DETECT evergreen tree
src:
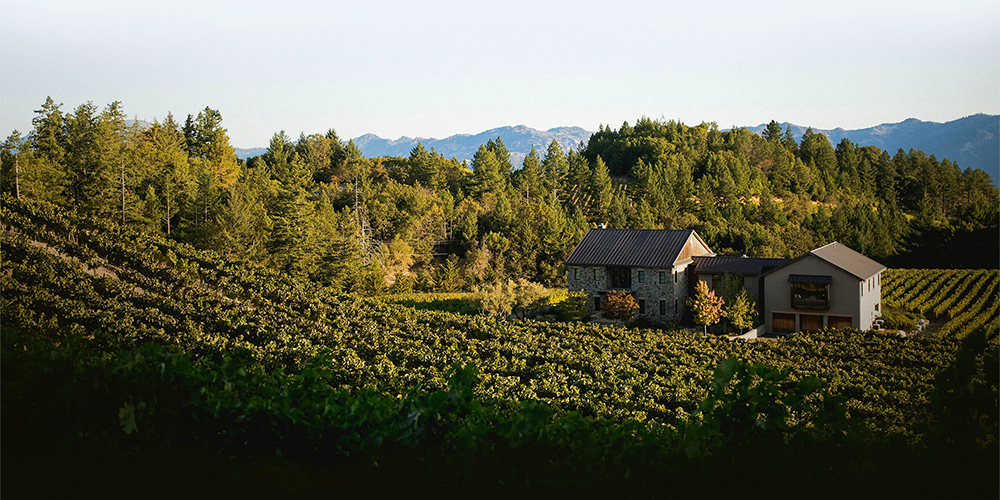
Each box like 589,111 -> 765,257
763,120 -> 783,143
516,145 -> 544,201
31,96 -> 67,168
590,155 -> 613,218
542,140 -> 567,194
470,144 -> 504,197
487,137 -> 513,177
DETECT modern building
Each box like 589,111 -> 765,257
760,242 -> 886,333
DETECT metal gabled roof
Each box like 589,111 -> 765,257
760,241 -> 886,281
564,228 -> 709,268
809,242 -> 887,280
692,255 -> 791,276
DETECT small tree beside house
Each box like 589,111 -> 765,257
688,280 -> 726,334
603,290 -> 639,322
728,289 -> 757,335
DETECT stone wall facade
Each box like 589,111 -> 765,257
567,263 -> 692,323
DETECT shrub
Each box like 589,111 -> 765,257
603,290 -> 638,321
882,313 -> 916,331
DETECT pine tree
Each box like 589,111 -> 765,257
470,144 -> 504,197
517,145 -> 544,201
487,137 -> 513,177
591,155 -> 613,219
763,120 -> 783,143
542,140 -> 567,194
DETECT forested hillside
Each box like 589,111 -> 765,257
2,99 -> 997,295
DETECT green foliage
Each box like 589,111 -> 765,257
472,279 -> 516,318
883,269 -> 999,338
882,312 -> 917,332
559,290 -> 590,322
727,289 -> 756,333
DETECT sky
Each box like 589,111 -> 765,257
2,0 -> 998,148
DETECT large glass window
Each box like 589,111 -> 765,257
608,266 -> 631,289
791,283 -> 829,310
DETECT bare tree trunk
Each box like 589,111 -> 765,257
14,153 -> 20,200
121,160 -> 126,225
165,184 -> 171,236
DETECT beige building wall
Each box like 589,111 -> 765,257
763,256 -> 863,333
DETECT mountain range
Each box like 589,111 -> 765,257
747,114 -> 998,182
350,125 -> 593,168
234,114 -> 998,183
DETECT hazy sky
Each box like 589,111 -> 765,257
2,0 -> 998,148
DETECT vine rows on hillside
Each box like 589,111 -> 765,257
882,268 -> 999,338
0,197 -> 985,435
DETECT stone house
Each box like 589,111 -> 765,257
565,228 -> 714,322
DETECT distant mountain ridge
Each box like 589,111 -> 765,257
747,114 -> 999,183
350,125 -> 593,167
234,115 -> 998,183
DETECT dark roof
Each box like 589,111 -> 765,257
760,241 -> 886,281
809,242 -> 886,280
564,228 -> 708,268
788,274 -> 833,285
692,256 -> 790,276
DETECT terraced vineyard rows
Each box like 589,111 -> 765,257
882,268 -> 1000,338
0,197 -> 989,435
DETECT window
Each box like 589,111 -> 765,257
673,271 -> 677,284
594,296 -> 602,311
659,271 -> 666,284
875,303 -> 880,312
659,300 -> 666,316
773,313 -> 795,334
791,283 -> 829,310
608,266 -> 631,289
573,268 -> 579,280
638,270 -> 645,283
638,299 -> 646,314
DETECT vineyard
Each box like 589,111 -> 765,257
882,268 -> 1000,338
2,196 -> 998,496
